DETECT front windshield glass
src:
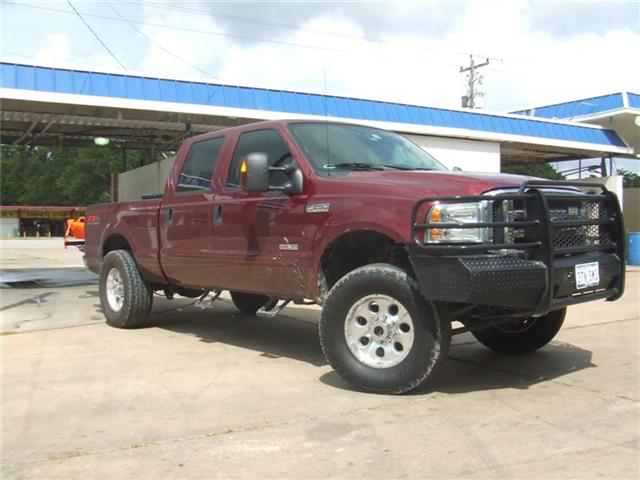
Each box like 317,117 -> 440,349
287,122 -> 446,175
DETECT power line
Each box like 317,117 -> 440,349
65,0 -> 127,70
4,2 -> 463,68
8,0 -> 544,84
125,0 -> 480,60
105,1 -> 221,81
105,1 -> 222,105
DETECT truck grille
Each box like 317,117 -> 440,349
546,197 -> 615,254
412,182 -> 622,260
410,179 -> 625,315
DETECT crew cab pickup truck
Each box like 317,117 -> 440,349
85,120 -> 626,394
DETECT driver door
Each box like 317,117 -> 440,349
210,128 -> 308,297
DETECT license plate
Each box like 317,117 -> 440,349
575,262 -> 600,289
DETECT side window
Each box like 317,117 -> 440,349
177,137 -> 225,193
227,129 -> 291,188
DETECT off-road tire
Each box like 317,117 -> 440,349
99,249 -> 153,328
319,263 -> 451,394
471,308 -> 566,354
230,292 -> 275,315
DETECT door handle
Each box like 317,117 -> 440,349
166,208 -> 173,226
213,205 -> 223,226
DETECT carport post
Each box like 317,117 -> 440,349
600,156 -> 607,176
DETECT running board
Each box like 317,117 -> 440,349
257,299 -> 290,318
195,290 -> 222,309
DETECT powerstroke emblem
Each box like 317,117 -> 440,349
306,203 -> 330,213
279,244 -> 299,251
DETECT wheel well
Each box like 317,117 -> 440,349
320,231 -> 411,291
102,234 -> 131,257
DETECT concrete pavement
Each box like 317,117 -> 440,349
1,239 -> 639,479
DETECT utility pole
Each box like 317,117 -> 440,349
460,55 -> 490,109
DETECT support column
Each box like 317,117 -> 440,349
600,156 -> 607,177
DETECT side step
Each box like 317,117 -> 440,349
195,290 -> 222,309
257,299 -> 291,318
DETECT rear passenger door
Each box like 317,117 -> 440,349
159,135 -> 227,289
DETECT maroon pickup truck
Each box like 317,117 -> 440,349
85,120 -> 626,394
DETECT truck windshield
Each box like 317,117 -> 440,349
287,122 -> 446,175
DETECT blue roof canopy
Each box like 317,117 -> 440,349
0,61 -> 628,150
512,92 -> 639,119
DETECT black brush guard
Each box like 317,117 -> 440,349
408,180 -> 626,317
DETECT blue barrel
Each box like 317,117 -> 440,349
629,232 -> 640,266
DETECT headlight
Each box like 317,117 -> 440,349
426,201 -> 491,243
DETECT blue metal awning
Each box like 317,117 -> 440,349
512,92 -> 640,120
0,61 -> 629,150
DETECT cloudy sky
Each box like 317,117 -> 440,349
2,0 -> 639,113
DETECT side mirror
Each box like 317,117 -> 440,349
240,152 -> 304,195
453,166 -> 463,172
240,153 -> 269,192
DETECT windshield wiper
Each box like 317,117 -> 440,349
378,164 -> 438,171
326,162 -> 384,171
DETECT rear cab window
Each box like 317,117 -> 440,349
177,136 -> 225,193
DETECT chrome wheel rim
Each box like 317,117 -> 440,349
344,294 -> 414,369
106,268 -> 125,312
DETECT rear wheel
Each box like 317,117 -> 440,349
230,292 -> 276,315
320,264 -> 450,394
99,250 -> 153,328
471,308 -> 566,354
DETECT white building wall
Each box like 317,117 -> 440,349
118,157 -> 173,202
404,135 -> 501,173
580,175 -> 624,211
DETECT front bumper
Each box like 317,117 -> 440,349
409,251 -> 623,313
409,179 -> 626,316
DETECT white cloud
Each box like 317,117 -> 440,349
5,0 -> 640,112
137,6 -> 229,80
35,34 -> 71,64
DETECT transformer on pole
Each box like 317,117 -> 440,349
461,55 -> 489,109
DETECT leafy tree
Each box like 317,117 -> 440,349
0,145 -> 147,206
501,162 -> 563,180
616,168 -> 640,188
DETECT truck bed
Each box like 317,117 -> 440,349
84,199 -> 166,284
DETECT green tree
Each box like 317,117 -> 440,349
1,145 -> 147,206
501,162 -> 563,180
616,168 -> 640,188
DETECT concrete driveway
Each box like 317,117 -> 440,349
2,240 -> 639,479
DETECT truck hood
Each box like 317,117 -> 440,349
332,170 -> 535,198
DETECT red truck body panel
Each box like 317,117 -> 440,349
85,120 -> 530,298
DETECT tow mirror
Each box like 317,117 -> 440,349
240,152 -> 304,195
240,153 -> 269,192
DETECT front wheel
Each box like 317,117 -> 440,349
471,308 -> 566,354
319,264 -> 450,395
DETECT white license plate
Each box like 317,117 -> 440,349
575,262 -> 600,289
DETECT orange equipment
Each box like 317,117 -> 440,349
64,216 -> 86,250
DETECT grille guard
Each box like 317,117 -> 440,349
410,180 -> 626,316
